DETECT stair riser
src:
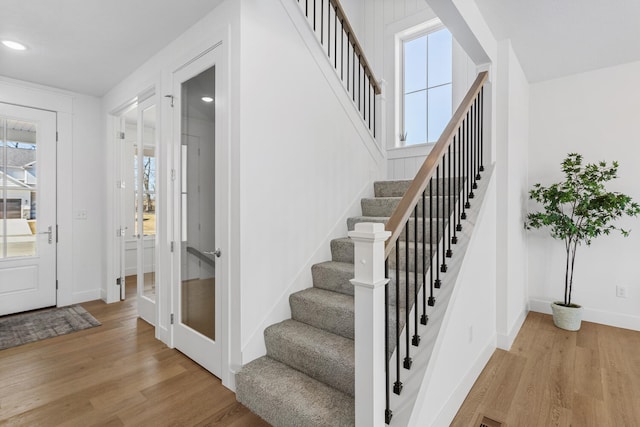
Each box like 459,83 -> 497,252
330,238 -> 435,273
290,292 -> 354,340
374,178 -> 464,198
264,323 -> 355,397
312,262 -> 425,308
361,197 -> 456,218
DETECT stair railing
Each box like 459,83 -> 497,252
294,0 -> 381,137
349,71 -> 488,426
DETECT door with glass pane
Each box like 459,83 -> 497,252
172,48 -> 222,377
0,103 -> 56,316
118,96 -> 157,325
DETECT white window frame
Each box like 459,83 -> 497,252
396,19 -> 452,147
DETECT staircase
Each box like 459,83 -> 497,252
236,178 -> 456,427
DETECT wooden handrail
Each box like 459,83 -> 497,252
384,71 -> 488,257
329,0 -> 381,95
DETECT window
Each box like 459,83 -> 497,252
401,27 -> 452,145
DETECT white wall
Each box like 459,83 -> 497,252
410,170 -> 497,426
528,60 -> 640,331
70,94 -> 104,303
239,0 -> 385,363
495,40 -> 529,349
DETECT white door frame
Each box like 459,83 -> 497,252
169,41 -> 230,385
0,80 -> 74,309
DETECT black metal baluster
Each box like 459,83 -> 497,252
412,205 -> 420,347
334,7 -> 337,68
373,86 -> 377,138
435,165 -> 441,288
393,240 -> 402,395
320,0 -> 324,43
358,58 -> 362,111
421,190 -> 428,323
472,98 -> 479,188
385,260 -> 392,424
457,126 -> 465,225
465,113 -> 472,207
440,154 -> 447,273
453,133 -> 460,240
340,19 -> 344,81
429,178 -> 436,302
446,144 -> 453,257
475,94 -> 482,180
327,2 -> 331,58
479,88 -> 485,172
404,225 -> 411,369
470,102 -> 477,195
346,34 -> 350,92
369,82 -> 372,130
352,49 -> 356,102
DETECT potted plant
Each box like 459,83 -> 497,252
527,153 -> 640,331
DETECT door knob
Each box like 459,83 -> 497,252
203,248 -> 222,258
38,225 -> 53,244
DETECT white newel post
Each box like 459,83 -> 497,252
348,222 -> 391,427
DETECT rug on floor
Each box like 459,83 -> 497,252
0,305 -> 101,351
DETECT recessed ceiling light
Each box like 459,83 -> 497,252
201,96 -> 214,103
2,40 -> 27,51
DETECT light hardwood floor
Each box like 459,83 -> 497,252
0,285 -> 269,427
452,311 -> 640,427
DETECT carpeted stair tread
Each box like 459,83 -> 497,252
236,356 -> 355,427
290,288 -> 354,339
312,261 -> 355,296
374,178 -> 462,197
265,319 -> 355,396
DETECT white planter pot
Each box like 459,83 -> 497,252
550,302 -> 583,331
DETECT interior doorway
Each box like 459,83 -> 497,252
115,94 -> 158,325
171,46 -> 227,379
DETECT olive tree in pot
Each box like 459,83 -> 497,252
527,153 -> 640,331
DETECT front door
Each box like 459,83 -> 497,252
0,103 -> 57,316
172,47 -> 224,377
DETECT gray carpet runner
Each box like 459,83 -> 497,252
236,179 -> 456,427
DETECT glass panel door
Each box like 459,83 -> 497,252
172,49 -> 222,377
180,65 -> 216,340
0,103 -> 57,316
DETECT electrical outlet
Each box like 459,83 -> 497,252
616,285 -> 627,298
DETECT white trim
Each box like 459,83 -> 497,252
395,19 -> 452,148
429,335 -> 496,427
72,289 -> 102,304
529,298 -> 640,331
386,142 -> 434,159
496,307 -> 528,350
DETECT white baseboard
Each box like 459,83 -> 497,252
430,335 -> 496,427
530,298 -> 640,331
72,289 -> 102,304
497,308 -> 528,350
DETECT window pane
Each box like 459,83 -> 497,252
404,35 -> 427,94
404,90 -> 427,145
2,119 -> 38,259
428,29 -> 452,88
428,84 -> 452,143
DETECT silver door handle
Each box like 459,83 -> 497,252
38,225 -> 53,244
203,248 -> 222,258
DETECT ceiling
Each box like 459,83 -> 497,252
0,0 -> 224,96
475,0 -> 640,82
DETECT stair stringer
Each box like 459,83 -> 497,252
386,165 -> 497,427
240,180 -> 376,367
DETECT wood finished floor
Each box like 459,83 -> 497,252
452,311 -> 640,427
0,285 -> 269,427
